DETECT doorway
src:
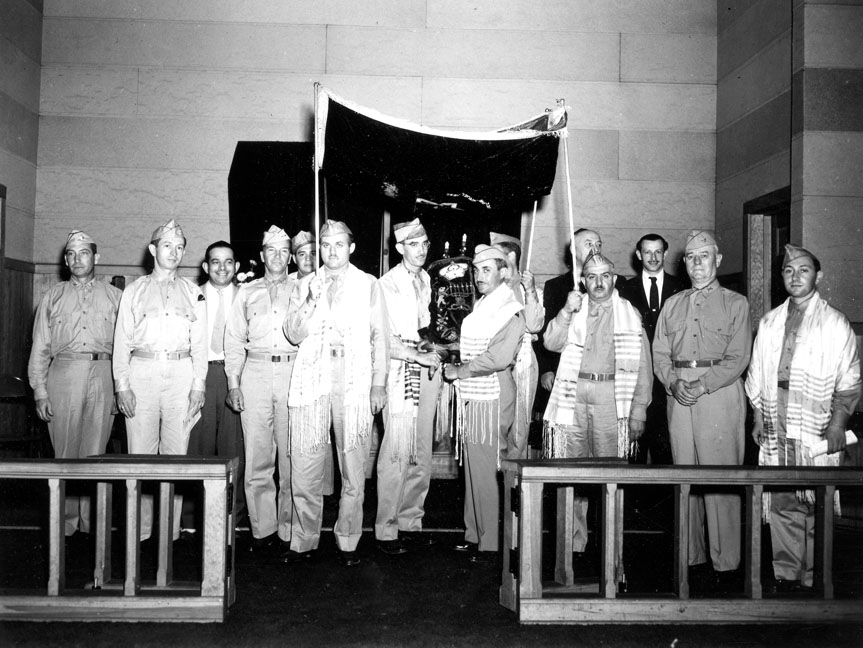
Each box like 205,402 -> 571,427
744,187 -> 791,326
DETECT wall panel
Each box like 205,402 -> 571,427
327,27 -> 620,81
621,33 -> 716,84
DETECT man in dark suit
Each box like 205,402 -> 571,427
534,229 -> 598,414
618,233 -> 686,464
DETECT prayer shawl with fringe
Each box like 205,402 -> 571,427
288,264 -> 374,454
543,290 -> 643,459
379,263 -> 431,463
746,291 -> 861,517
455,284 -> 523,460
513,283 -> 543,447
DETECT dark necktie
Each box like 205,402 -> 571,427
649,277 -> 659,313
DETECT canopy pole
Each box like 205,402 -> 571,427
561,124 -> 577,285
313,82 -> 322,270
525,200 -> 538,272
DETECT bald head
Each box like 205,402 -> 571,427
573,229 -> 602,269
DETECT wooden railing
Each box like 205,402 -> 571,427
500,460 -> 863,624
0,455 -> 237,622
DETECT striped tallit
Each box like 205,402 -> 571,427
746,291 -> 861,514
288,265 -> 374,454
542,290 -> 643,459
455,283 -> 523,455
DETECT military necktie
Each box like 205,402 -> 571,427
211,288 -> 225,354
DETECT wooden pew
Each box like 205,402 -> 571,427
0,455 -> 237,622
500,460 -> 863,624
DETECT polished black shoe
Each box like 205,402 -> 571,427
468,550 -> 496,565
281,549 -> 314,564
340,551 -> 361,567
763,578 -> 801,595
687,563 -> 715,594
248,533 -> 276,553
377,539 -> 408,555
453,540 -> 478,553
401,531 -> 436,547
713,568 -> 742,594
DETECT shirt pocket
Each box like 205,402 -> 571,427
701,316 -> 732,346
93,309 -> 117,341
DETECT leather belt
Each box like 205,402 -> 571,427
208,359 -> 225,365
55,352 -> 111,361
132,350 -> 191,361
330,347 -> 345,358
673,359 -> 720,369
777,380 -> 790,390
577,371 -> 615,382
247,351 -> 294,363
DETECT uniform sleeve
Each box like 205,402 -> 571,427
369,280 -> 390,387
27,292 -> 53,401
828,319 -> 862,429
190,287 -> 208,392
224,289 -> 248,390
652,302 -> 676,389
456,313 -> 525,379
522,286 -> 545,334
699,295 -> 752,394
629,329 -> 653,422
543,309 -> 572,353
112,287 -> 135,392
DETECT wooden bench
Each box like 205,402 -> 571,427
0,455 -> 237,622
500,460 -> 863,624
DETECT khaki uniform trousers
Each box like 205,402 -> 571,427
463,372 -> 516,552
239,357 -> 293,541
668,371 -> 745,572
125,357 -> 194,541
46,357 -> 114,535
770,387 -> 815,586
556,378 -> 620,552
375,367 -> 440,541
290,356 -> 371,553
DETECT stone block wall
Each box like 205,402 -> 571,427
0,0 -> 41,262
33,0 -> 717,291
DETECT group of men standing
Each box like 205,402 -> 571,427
27,217 -> 859,590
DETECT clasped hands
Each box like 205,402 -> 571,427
670,379 -> 707,406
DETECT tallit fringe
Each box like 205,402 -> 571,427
435,380 -> 454,444
343,403 -> 373,453
617,417 -> 632,459
762,441 -> 841,524
454,392 -> 501,468
542,421 -> 567,459
289,395 -> 331,456
385,414 -> 418,464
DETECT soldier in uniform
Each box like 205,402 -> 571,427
375,218 -> 442,555
444,244 -> 525,564
653,230 -> 751,590
290,230 -> 335,498
226,226 -> 296,553
490,232 -> 544,460
28,229 -> 122,538
283,220 -> 389,567
113,220 -> 208,541
746,244 -> 861,592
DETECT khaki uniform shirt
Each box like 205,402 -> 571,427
28,277 -> 123,400
112,273 -> 208,392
